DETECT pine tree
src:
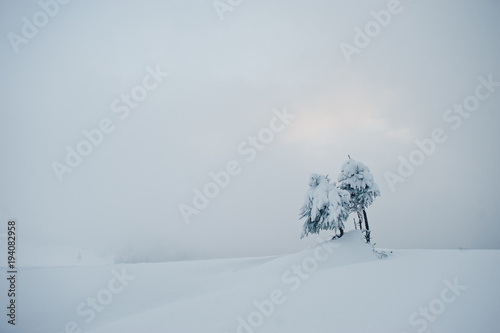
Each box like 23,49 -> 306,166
299,174 -> 350,239
337,157 -> 380,242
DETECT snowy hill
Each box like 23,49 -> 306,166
2,231 -> 499,333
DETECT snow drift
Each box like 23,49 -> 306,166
2,231 -> 499,333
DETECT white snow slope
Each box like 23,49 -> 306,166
1,231 -> 499,333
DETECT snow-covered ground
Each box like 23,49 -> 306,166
1,231 -> 499,333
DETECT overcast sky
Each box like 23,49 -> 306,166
1,0 -> 499,262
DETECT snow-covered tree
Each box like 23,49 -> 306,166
337,157 -> 380,242
299,173 -> 350,239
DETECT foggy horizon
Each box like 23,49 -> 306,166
1,0 -> 500,265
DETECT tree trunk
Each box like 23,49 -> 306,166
362,209 -> 370,243
356,211 -> 363,230
331,227 -> 344,240
362,209 -> 370,231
